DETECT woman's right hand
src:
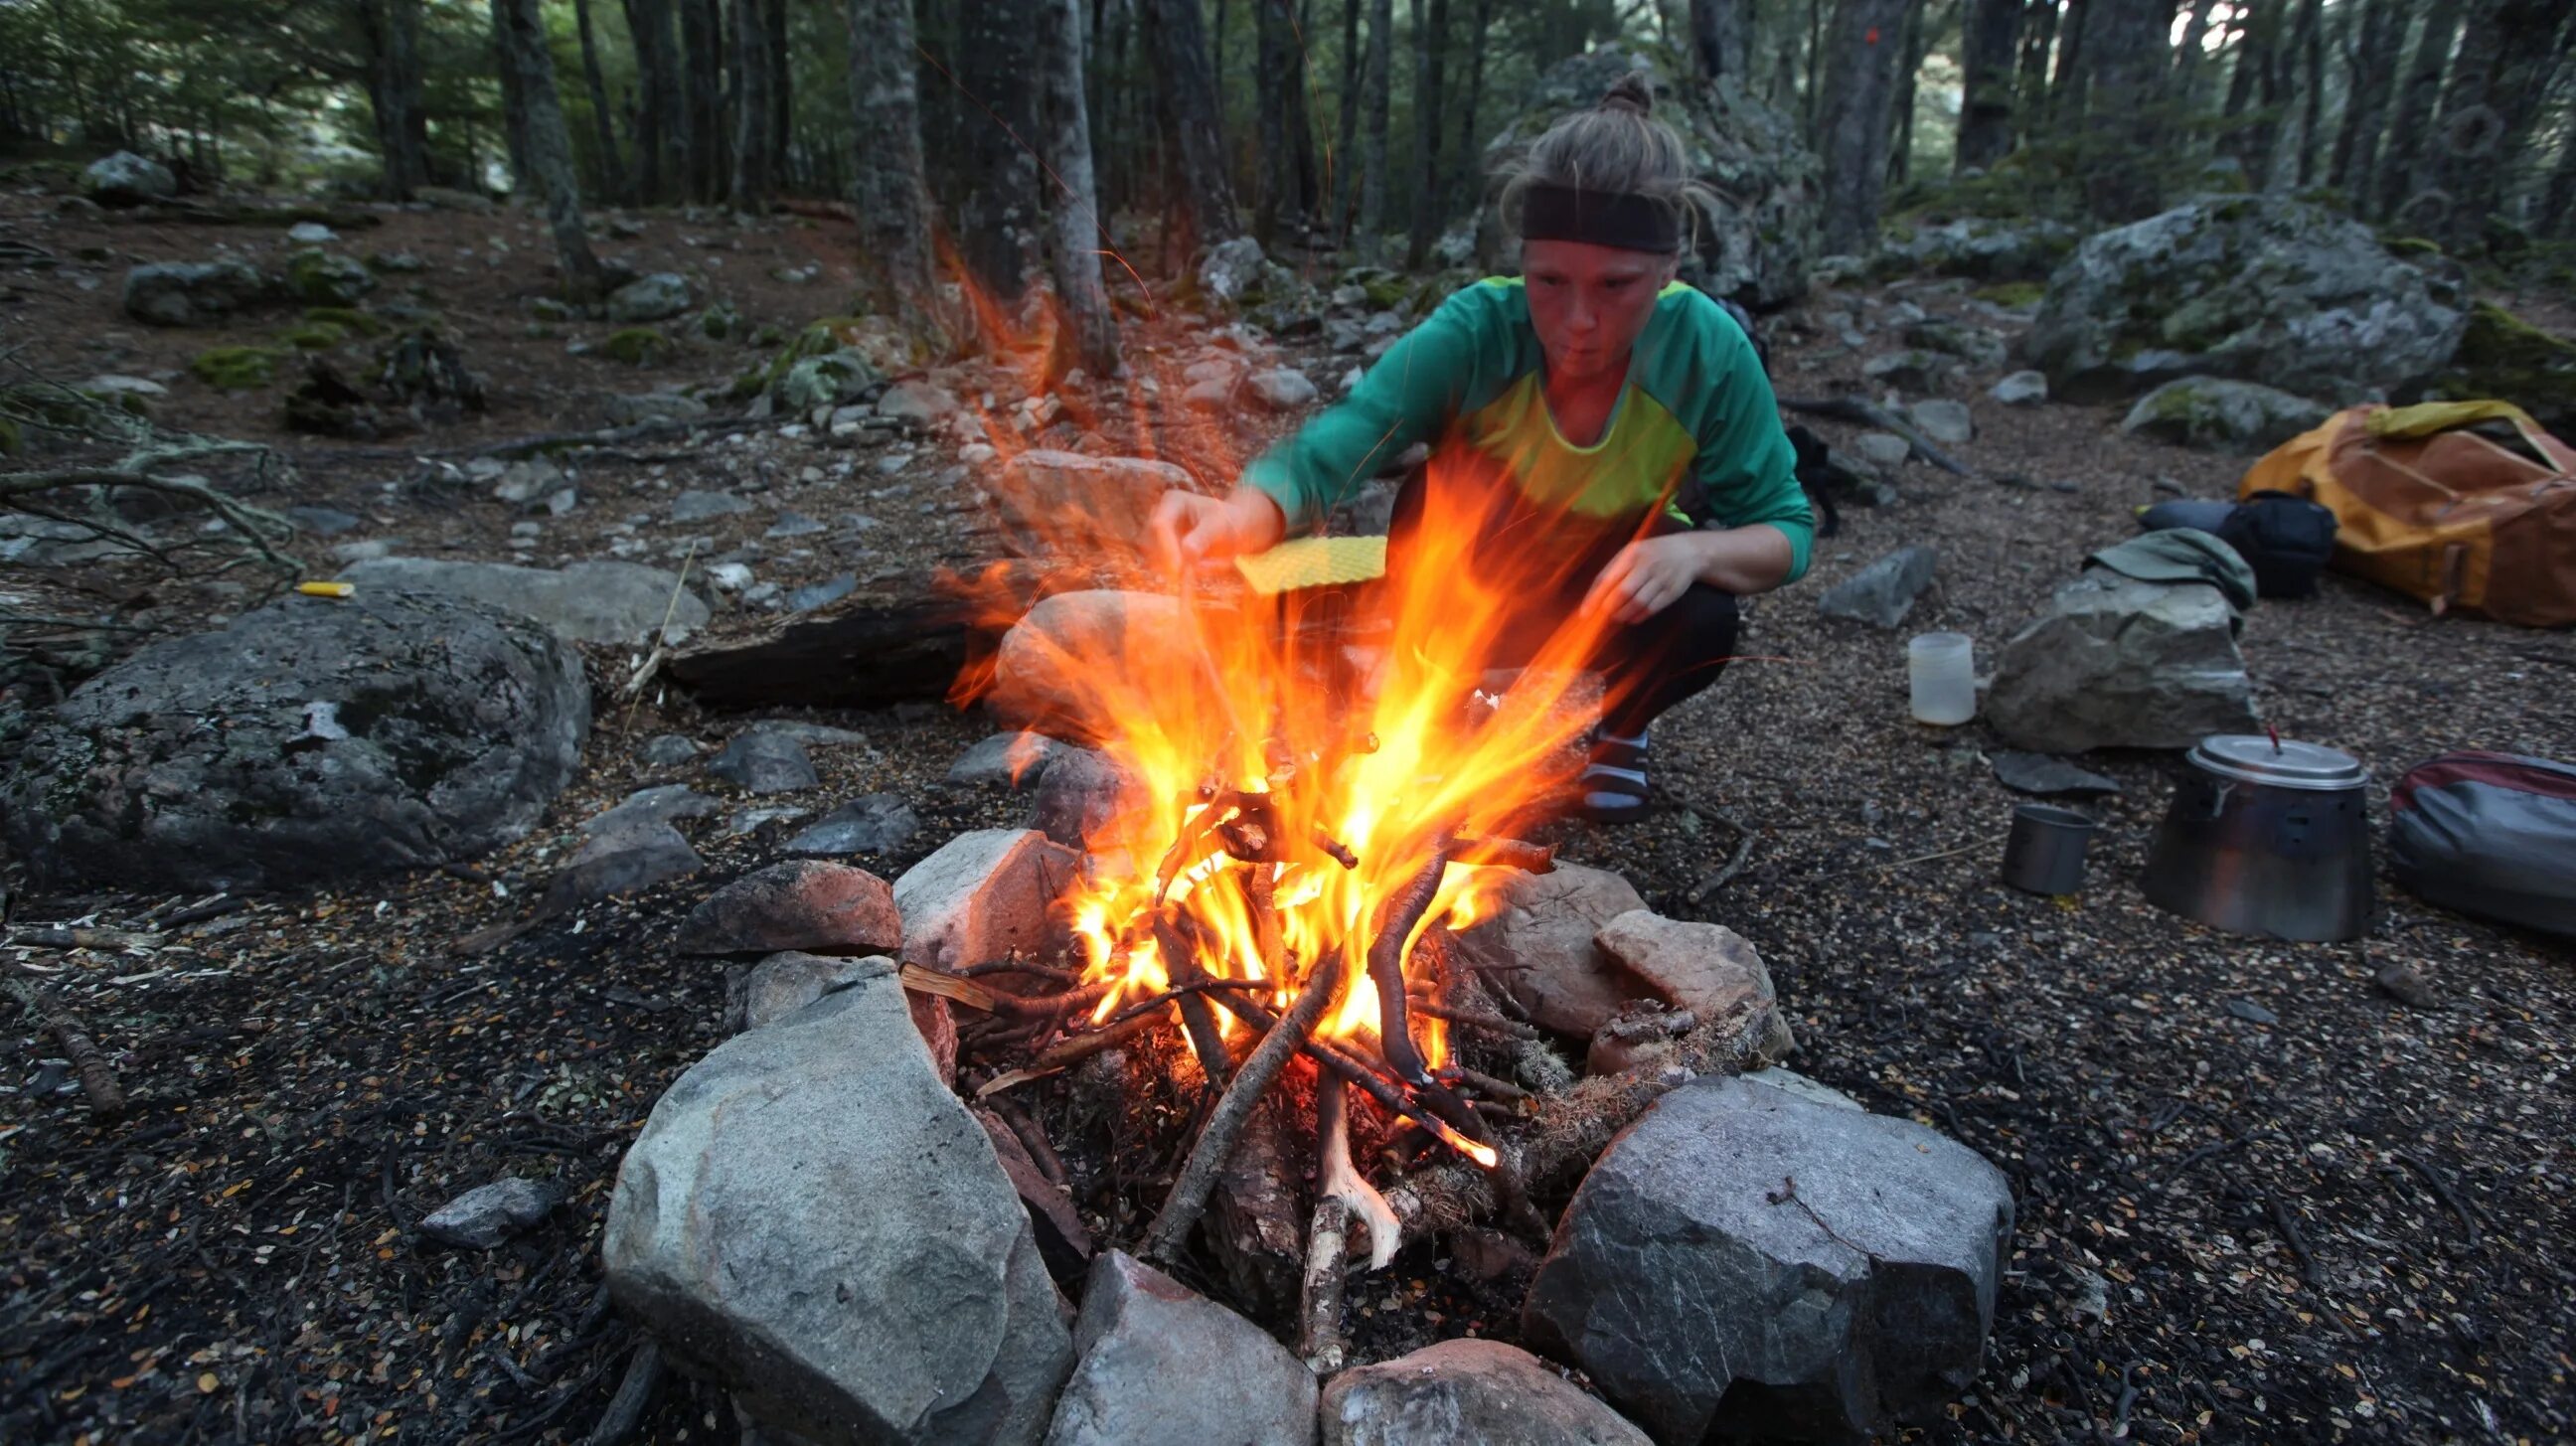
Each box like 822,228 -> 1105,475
1151,487 -> 1286,573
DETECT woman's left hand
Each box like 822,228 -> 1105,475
1580,534 -> 1705,623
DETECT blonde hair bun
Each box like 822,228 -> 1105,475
1492,65 -> 1716,254
1598,73 -> 1656,116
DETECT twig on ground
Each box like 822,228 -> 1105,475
7,978 -> 127,1118
2395,1152 -> 2484,1250
583,1340 -> 662,1446
6,925 -> 164,952
1686,813 -> 1758,903
2262,1190 -> 2322,1287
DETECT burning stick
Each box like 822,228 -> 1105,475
1200,984 -> 1498,1167
1300,1070 -> 1399,1372
1144,947 -> 1352,1264
1308,827 -> 1359,871
1453,834 -> 1557,874
1152,912 -> 1233,1092
1361,840 -> 1493,1150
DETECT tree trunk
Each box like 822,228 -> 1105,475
1817,0 -> 1911,255
1690,0 -> 1754,83
680,0 -> 726,201
573,0 -> 623,199
1451,0 -> 1493,215
361,0 -> 431,200
846,0 -> 946,337
622,0 -> 680,202
1955,0 -> 2023,170
1144,0 -> 1243,253
2220,0 -> 2289,177
1334,0 -> 1364,232
1886,0 -> 1929,186
2431,0 -> 2564,248
490,0 -> 607,300
2328,0 -> 2398,193
1257,0 -> 1293,241
2015,0 -> 2057,132
766,0 -> 790,179
1039,0 -> 1124,378
2080,0 -> 2171,219
2049,0 -> 2089,120
959,0 -> 1044,302
2289,0 -> 2326,186
2376,0 -> 2462,219
1358,0 -> 1393,246
1288,0 -> 1323,223
2172,0 -> 2218,114
730,0 -> 773,207
493,16 -> 536,185
1403,0 -> 1449,269
1804,0 -> 1828,138
2542,114 -> 2576,237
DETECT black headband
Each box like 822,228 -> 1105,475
1519,182 -> 1681,253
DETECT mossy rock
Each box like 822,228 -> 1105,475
699,302 -> 744,341
749,322 -> 788,347
303,305 -> 388,338
284,248 -> 377,307
599,327 -> 677,366
530,297 -> 576,323
191,346 -> 286,391
278,321 -> 348,351
2434,302 -> 2576,433
1361,276 -> 1409,310
0,416 -> 20,455
2383,236 -> 2444,260
1973,280 -> 2046,309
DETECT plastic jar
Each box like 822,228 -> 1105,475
1907,632 -> 1976,725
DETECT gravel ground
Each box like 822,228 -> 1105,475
3,200 -> 2571,1445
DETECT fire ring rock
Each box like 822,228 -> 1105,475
604,970 -> 1072,1445
892,829 -> 1078,971
1523,1075 -> 2013,1444
1321,1338 -> 1650,1446
1044,1251 -> 1318,1446
0,590 -> 587,893
676,860 -> 900,957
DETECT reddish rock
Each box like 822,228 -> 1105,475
676,860 -> 900,957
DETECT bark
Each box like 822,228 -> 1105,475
846,0 -> 946,336
360,0 -> 431,200
622,0 -> 679,202
1956,0 -> 2023,170
1144,0 -> 1244,252
1403,0 -> 1450,270
1335,0 -> 1364,231
1257,0 -> 1295,241
493,17 -> 535,185
1040,0 -> 1124,378
766,0 -> 790,177
958,0 -> 1045,302
1817,0 -> 1911,255
2329,0 -> 2400,193
490,0 -> 607,300
2014,0 -> 2057,133
2173,0 -> 2219,113
2543,115 -> 2576,237
2377,0 -> 2464,219
2220,0 -> 2289,177
1690,0 -> 1754,83
2049,0 -> 2089,120
1358,0 -> 1393,245
729,0 -> 773,208
1804,0 -> 1828,137
679,0 -> 726,202
2289,0 -> 2326,186
2432,0 -> 2565,248
1886,0 -> 1929,186
1288,0 -> 1323,222
2080,0 -> 2172,219
1451,0 -> 1493,215
573,0 -> 623,199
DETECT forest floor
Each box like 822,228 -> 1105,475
2,190 -> 2572,1446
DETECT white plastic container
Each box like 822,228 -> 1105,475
1907,632 -> 1976,725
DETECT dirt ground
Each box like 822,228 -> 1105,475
3,188 -> 2572,1446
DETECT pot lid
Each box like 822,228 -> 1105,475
2189,734 -> 2366,790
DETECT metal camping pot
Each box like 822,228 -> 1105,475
2001,804 -> 2098,895
2141,735 -> 2374,941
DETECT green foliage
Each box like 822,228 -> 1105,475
303,306 -> 388,338
190,346 -> 285,390
2435,303 -> 2576,431
599,328 -> 676,366
278,321 -> 348,351
0,416 -> 20,456
699,303 -> 744,342
1973,281 -> 2046,309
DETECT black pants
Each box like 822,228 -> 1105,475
1384,469 -> 1741,738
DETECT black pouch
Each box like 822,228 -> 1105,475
2220,490 -> 2338,598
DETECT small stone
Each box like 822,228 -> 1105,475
1860,349 -> 1952,392
541,821 -> 704,910
787,574 -> 856,612
1990,751 -> 2122,797
706,562 -> 754,592
1853,431 -> 1912,470
420,1178 -> 559,1249
2372,959 -> 2442,1009
605,271 -> 693,324
1990,370 -> 2049,405
747,720 -> 871,746
945,732 -> 1061,788
708,730 -> 819,793
765,511 -> 824,539
639,733 -> 701,768
784,794 -> 919,855
671,489 -> 752,522
677,859 -> 901,957
2225,997 -> 2279,1025
286,505 -> 361,537
286,221 -> 336,244
1816,546 -> 1937,630
1243,368 -> 1319,410
1908,399 -> 1975,445
580,783 -> 722,836
877,379 -> 961,424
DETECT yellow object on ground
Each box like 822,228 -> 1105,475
295,580 -> 355,598
1232,536 -> 1387,595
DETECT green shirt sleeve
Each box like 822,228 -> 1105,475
1672,295 -> 1814,583
1241,284 -> 1520,535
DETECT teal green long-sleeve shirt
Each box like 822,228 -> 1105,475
1240,277 -> 1814,582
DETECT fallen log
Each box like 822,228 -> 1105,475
1777,395 -> 1977,478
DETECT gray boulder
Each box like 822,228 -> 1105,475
1477,49 -> 1818,310
947,732 -> 1065,789
1030,745 -> 1144,851
1816,546 -> 1937,629
989,591 -> 1195,739
1045,1252 -> 1317,1446
542,820 -> 705,911
338,557 -> 709,646
603,391 -> 711,426
604,972 -> 1071,1445
1523,1075 -> 2014,1444
284,248 -> 377,306
1903,319 -> 2009,369
988,452 -> 1201,560
1245,368 -> 1320,410
1985,573 -> 2259,753
1870,216 -> 2080,281
1908,399 -> 1975,445
1198,237 -> 1270,304
1989,370 -> 2048,405
671,489 -> 752,522
1,591 -> 587,892
678,860 -> 901,957
785,794 -> 920,855
2025,195 -> 2468,403
1852,431 -> 1912,471
1452,865 -> 1653,1039
2119,377 -> 2332,453
1321,1339 -> 1648,1446
1860,349 -> 1952,393
421,1178 -> 560,1249
607,271 -> 695,323
86,150 -> 176,207
709,730 -> 821,793
729,951 -> 889,1033
122,259 -> 279,326
893,829 -> 1078,970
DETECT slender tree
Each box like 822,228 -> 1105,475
1357,0 -> 1392,246
571,0 -> 622,198
1256,0 -> 1295,241
1817,0 -> 1910,254
2429,0 -> 2565,248
679,0 -> 724,201
765,0 -> 789,181
2014,0 -> 2058,133
2220,0 -> 2289,177
2378,0 -> 2464,220
2079,0 -> 2171,217
2172,0 -> 2219,115
1039,0 -> 1123,378
622,0 -> 680,201
490,0 -> 606,299
957,0 -> 1043,300
1691,0 -> 1754,82
1334,0 -> 1364,230
358,0 -> 430,199
1886,0 -> 1931,186
2286,0 -> 2326,187
1451,0 -> 1494,214
847,0 -> 945,336
1144,0 -> 1243,252
2048,0 -> 2089,120
1403,0 -> 1450,269
729,0 -> 773,207
1955,0 -> 2022,169
2329,0 -> 2401,194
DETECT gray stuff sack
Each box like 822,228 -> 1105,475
2388,751 -> 2576,940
